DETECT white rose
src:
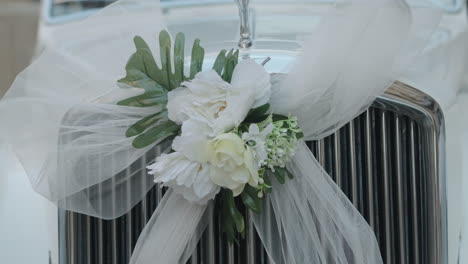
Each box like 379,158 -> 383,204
166,59 -> 271,135
208,133 -> 259,196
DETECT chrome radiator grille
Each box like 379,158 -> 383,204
59,82 -> 447,264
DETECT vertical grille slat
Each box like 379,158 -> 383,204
66,212 -> 75,264
348,120 -> 359,208
61,83 -> 446,264
111,174 -> 119,264
365,109 -> 376,230
409,120 -> 421,264
204,215 -> 216,264
245,210 -> 256,264
318,139 -> 326,167
341,126 -> 351,198
333,131 -> 342,189
395,116 -> 407,264
226,240 -> 235,264
379,110 -> 393,264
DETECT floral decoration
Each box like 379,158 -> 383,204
119,30 -> 302,242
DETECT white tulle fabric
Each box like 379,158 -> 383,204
0,0 -> 168,219
253,142 -> 382,263
0,0 -> 442,263
128,189 -> 208,264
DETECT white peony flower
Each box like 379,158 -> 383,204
167,59 -> 271,136
167,70 -> 229,127
208,133 -> 259,196
147,152 -> 220,203
230,59 -> 271,108
242,123 -> 274,167
172,119 -> 213,163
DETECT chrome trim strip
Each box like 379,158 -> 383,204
376,81 -> 447,264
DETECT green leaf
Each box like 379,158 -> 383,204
244,104 -> 270,123
272,167 -> 295,183
263,174 -> 273,193
125,112 -> 165,137
159,30 -> 173,90
222,214 -> 237,243
132,36 -> 161,83
273,168 -> 287,184
173,32 -> 186,87
272,114 -> 289,122
212,50 -> 227,75
118,37 -> 163,92
120,31 -> 207,94
132,121 -> 180,149
190,39 -> 205,79
220,189 -> 246,243
117,90 -> 167,107
225,190 -> 245,234
296,131 -> 304,140
241,186 -> 262,213
222,49 -> 239,83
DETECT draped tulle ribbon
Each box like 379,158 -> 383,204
0,0 -> 441,263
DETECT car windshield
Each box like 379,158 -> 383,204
48,0 -> 462,19
50,0 -> 116,17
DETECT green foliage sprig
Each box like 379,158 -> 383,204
118,31 -> 205,148
119,30 -> 239,149
221,103 -> 302,243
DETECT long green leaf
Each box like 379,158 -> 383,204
132,121 -> 179,149
118,37 -> 163,92
263,174 -> 273,193
222,49 -> 239,83
173,32 -> 185,87
244,104 -> 270,123
225,190 -> 245,234
222,201 -> 237,243
273,167 -> 289,184
272,114 -> 288,122
241,186 -> 262,213
159,30 -> 173,90
223,219 -> 236,243
190,39 -> 205,78
212,50 -> 227,75
117,90 -> 167,107
132,36 -> 161,83
120,31 -> 208,94
125,112 -> 165,137
220,189 -> 242,243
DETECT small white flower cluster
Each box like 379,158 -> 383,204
263,116 -> 302,171
242,123 -> 273,167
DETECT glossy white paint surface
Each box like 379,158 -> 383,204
0,144 -> 58,264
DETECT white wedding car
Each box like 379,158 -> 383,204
1,0 -> 467,263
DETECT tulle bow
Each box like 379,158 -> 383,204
0,0 -> 441,263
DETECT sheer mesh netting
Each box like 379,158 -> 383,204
0,0 -> 441,263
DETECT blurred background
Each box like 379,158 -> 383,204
0,0 -> 40,97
